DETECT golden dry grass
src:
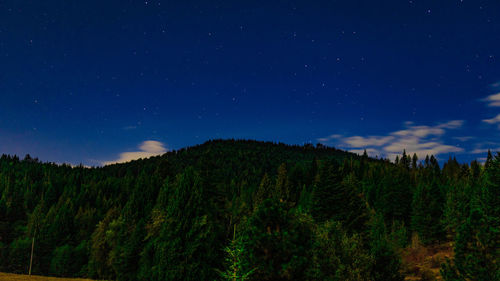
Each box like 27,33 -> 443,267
402,241 -> 454,281
0,272 -> 95,281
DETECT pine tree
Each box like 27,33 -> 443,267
239,199 -> 314,281
411,180 -> 445,244
400,150 -> 410,169
411,153 -> 418,170
369,214 -> 404,281
148,167 -> 218,281
484,149 -> 493,170
310,161 -> 342,223
89,208 -> 120,280
441,208 -> 499,281
312,162 -> 368,233
307,221 -> 372,281
218,226 -> 255,281
442,181 -> 471,237
340,173 -> 369,234
254,173 -> 272,210
378,166 -> 412,224
275,163 -> 290,202
441,152 -> 500,281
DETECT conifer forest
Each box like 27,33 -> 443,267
0,140 -> 498,281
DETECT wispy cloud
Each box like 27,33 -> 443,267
437,120 -> 464,129
471,148 -> 497,154
452,136 -> 475,142
470,141 -> 500,154
482,93 -> 500,107
318,120 -> 464,160
349,148 -> 380,155
102,140 -> 167,165
482,114 -> 500,129
481,83 -> 500,129
123,125 -> 138,130
317,134 -> 343,142
483,114 -> 500,124
343,136 -> 395,147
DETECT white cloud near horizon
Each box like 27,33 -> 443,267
317,134 -> 343,142
343,136 -> 395,147
482,92 -> 500,107
481,84 -> 500,129
470,140 -> 500,154
482,113 -> 500,129
471,147 -> 500,154
479,83 -> 500,130
102,140 -> 167,165
317,120 -> 464,160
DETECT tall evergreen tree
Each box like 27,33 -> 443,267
307,221 -> 372,281
441,152 -> 500,281
239,199 -> 314,281
378,166 -> 412,224
411,180 -> 445,244
218,226 -> 255,281
369,214 -> 404,281
254,173 -> 273,209
311,162 -> 368,233
147,167 -> 218,281
275,163 -> 290,202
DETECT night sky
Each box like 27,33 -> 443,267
1,1 -> 500,166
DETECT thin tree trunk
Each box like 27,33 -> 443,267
29,233 -> 35,276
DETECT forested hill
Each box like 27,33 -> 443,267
0,140 -> 498,281
102,139 -> 362,177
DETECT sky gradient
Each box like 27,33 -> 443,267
1,0 -> 500,166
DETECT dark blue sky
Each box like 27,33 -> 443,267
1,0 -> 500,166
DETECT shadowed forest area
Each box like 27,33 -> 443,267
0,140 -> 498,281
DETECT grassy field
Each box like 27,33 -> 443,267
0,273 -> 95,281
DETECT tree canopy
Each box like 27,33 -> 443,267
0,139 -> 497,280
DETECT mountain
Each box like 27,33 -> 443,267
0,140 -> 498,281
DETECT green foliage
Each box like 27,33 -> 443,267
441,208 -> 500,281
312,163 -> 368,234
142,168 -> 218,281
0,140 -> 496,281
411,181 -> 445,244
254,173 -> 273,209
442,181 -> 472,236
388,220 -> 409,249
275,163 -> 291,201
311,161 -> 342,223
239,199 -> 314,281
377,166 -> 412,224
218,231 -> 255,281
441,153 -> 500,281
369,214 -> 404,281
7,237 -> 31,274
50,244 -> 73,276
88,207 -> 120,279
307,221 -> 372,281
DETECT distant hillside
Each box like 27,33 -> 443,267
102,139 -> 365,179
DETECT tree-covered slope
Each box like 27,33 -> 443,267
0,140 -> 497,280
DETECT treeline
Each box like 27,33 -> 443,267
0,139 -> 498,280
